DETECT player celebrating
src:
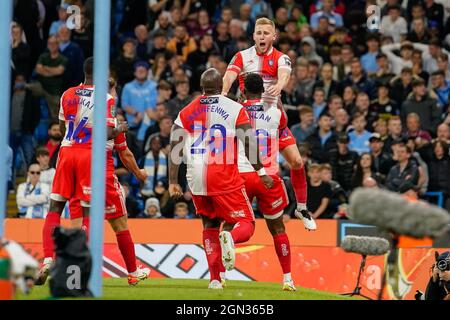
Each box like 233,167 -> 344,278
222,17 -> 316,230
37,59 -> 149,286
235,73 -> 297,291
169,68 -> 272,289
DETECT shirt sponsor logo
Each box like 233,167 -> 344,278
245,104 -> 264,112
76,89 -> 93,97
200,97 -> 219,104
82,186 -> 91,195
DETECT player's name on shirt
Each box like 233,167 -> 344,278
65,89 -> 95,110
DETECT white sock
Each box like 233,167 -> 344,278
297,203 -> 307,211
283,273 -> 292,283
220,272 -> 226,280
43,257 -> 53,265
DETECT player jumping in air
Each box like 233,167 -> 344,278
168,68 -> 272,289
222,17 -> 316,231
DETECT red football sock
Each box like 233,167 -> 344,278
116,230 -> 137,274
218,261 -> 225,274
291,166 -> 307,204
203,228 -> 221,282
43,212 -> 61,259
81,216 -> 90,240
273,233 -> 291,274
230,221 -> 255,244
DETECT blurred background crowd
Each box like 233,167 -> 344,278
8,0 -> 450,221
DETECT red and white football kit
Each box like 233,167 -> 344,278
174,95 -> 254,224
238,99 -> 289,219
69,132 -> 128,220
227,46 -> 296,151
51,84 -> 115,205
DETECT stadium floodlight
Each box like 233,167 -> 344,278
89,0 -> 111,298
0,0 -> 13,239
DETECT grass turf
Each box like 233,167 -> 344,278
16,278 -> 357,300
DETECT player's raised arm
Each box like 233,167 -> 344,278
168,123 -> 185,198
222,52 -> 242,96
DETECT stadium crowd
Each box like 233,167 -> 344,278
8,0 -> 450,220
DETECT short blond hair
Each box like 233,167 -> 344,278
255,17 -> 275,29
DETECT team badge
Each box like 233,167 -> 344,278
268,59 -> 274,66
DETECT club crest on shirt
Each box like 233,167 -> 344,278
268,59 -> 274,66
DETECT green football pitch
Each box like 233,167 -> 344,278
16,278 -> 357,300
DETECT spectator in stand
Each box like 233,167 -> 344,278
313,16 -> 332,52
436,53 -> 450,81
380,4 -> 408,43
372,53 -> 396,85
7,145 -> 13,192
369,82 -> 399,126
141,134 -> 168,198
121,61 -> 158,148
35,147 -> 55,190
29,35 -> 67,119
307,163 -> 332,219
348,112 -> 373,155
48,4 -> 68,36
405,136 -> 429,195
148,53 -> 171,83
369,132 -> 395,177
142,197 -> 163,219
10,74 -> 40,169
351,152 -> 383,189
143,101 -> 169,143
385,143 -> 420,192
309,0 -> 343,31
57,26 -> 85,90
122,182 -> 141,218
415,38 -> 450,75
311,87 -> 327,121
401,78 -> 441,134
333,108 -> 350,134
342,85 -> 356,114
324,95 -> 344,119
294,61 -> 315,102
341,58 -> 376,100
166,80 -> 191,121
16,163 -> 50,219
112,38 -> 138,88
436,122 -> 450,143
390,67 -> 414,108
187,34 -> 218,91
425,0 -> 445,32
431,70 -> 450,112
71,13 -> 93,59
427,140 -> 450,210
190,9 -> 214,42
166,24 -> 197,64
299,36 -> 323,66
290,106 -> 315,142
361,33 -> 381,76
11,22 -> 31,79
405,112 -> 433,144
134,24 -> 151,61
173,202 -> 192,219
313,63 -> 339,100
352,91 -> 371,122
150,11 -> 174,40
320,163 -> 347,217
238,3 -> 255,35
383,116 -> 404,155
44,121 -> 62,166
148,30 -> 170,65
329,132 -> 359,192
382,42 -> 414,75
306,113 -> 338,163
408,18 -> 432,44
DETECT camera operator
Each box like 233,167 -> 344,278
416,251 -> 450,300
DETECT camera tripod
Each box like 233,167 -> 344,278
342,254 -> 373,300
